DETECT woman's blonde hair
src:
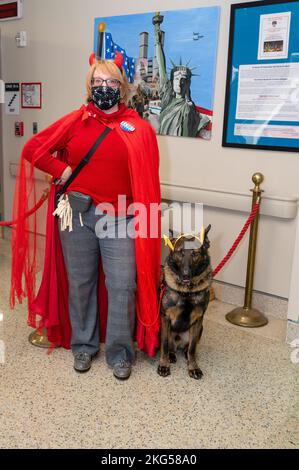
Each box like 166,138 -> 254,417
86,59 -> 130,104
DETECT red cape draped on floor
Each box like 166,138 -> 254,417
10,104 -> 161,357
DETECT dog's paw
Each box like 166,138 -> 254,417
169,352 -> 177,363
157,365 -> 171,377
188,368 -> 203,380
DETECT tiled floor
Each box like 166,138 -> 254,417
0,238 -> 298,449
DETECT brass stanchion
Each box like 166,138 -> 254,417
226,173 -> 268,327
28,327 -> 51,348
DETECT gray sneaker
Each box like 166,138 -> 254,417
113,360 -> 132,380
74,352 -> 92,373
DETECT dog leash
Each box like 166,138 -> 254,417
136,284 -> 164,329
159,283 -> 166,310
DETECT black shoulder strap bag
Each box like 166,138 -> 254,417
54,126 -> 111,213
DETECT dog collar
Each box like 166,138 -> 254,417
163,282 -> 200,296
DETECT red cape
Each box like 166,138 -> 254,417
10,104 -> 161,357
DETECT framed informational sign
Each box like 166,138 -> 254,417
21,82 -> 42,109
222,0 -> 299,152
5,82 -> 20,115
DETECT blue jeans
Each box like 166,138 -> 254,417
58,203 -> 136,365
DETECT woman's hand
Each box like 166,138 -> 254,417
60,165 -> 72,183
53,165 -> 72,185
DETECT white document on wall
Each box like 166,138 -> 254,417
258,11 -> 291,60
235,63 -> 299,122
5,83 -> 20,115
234,123 -> 299,139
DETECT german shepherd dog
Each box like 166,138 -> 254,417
158,226 -> 212,380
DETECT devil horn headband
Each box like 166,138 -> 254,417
88,50 -> 123,69
89,52 -> 96,66
113,50 -> 123,69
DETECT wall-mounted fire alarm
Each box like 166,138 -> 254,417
15,121 -> 24,137
15,31 -> 27,47
0,0 -> 23,22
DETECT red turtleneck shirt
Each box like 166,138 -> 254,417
27,102 -> 133,216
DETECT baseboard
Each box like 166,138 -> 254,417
213,280 -> 288,321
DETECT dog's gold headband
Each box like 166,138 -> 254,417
163,227 -> 205,252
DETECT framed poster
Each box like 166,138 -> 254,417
21,82 -> 42,109
94,7 -> 220,139
222,0 -> 299,152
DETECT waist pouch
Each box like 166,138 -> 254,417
67,191 -> 92,213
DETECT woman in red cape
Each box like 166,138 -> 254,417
9,53 -> 161,376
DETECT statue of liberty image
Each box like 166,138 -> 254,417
152,12 -> 210,137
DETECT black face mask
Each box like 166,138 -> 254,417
91,86 -> 120,110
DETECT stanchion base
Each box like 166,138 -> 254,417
226,307 -> 268,327
28,328 -> 51,348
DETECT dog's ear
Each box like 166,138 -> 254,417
199,225 -> 211,245
168,229 -> 177,248
202,224 -> 211,249
163,234 -> 175,251
205,224 -> 211,239
169,229 -> 176,243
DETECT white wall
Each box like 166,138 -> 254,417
1,0 -> 299,301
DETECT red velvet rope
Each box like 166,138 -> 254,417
136,285 -> 163,329
212,202 -> 260,278
0,190 -> 49,227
